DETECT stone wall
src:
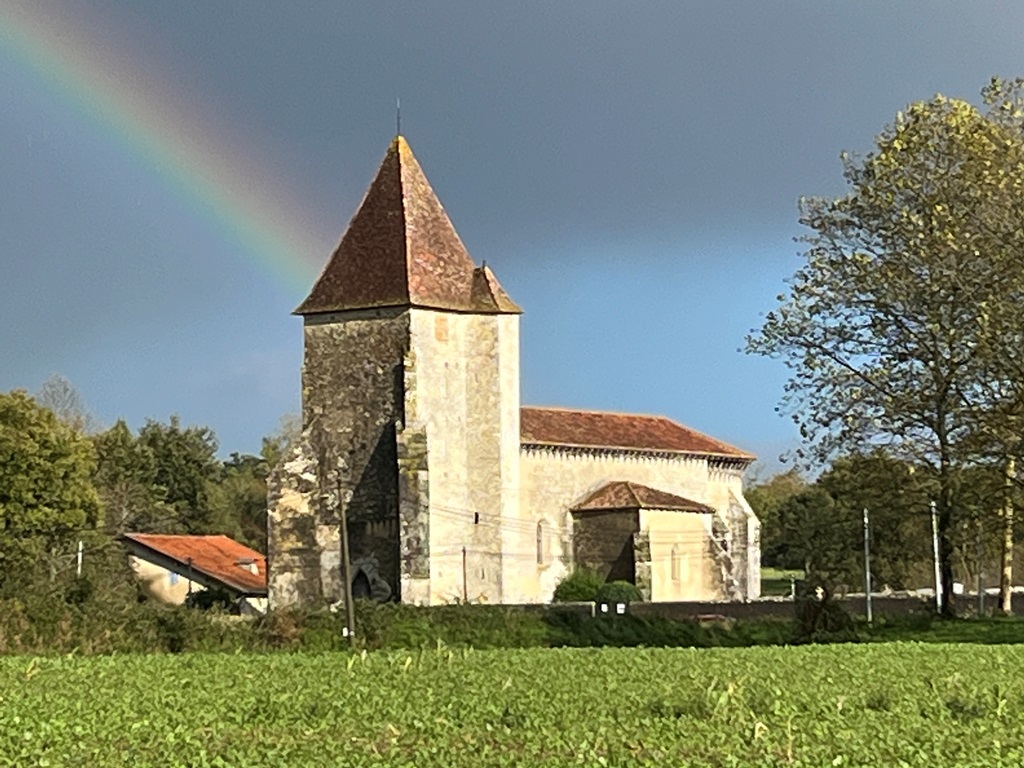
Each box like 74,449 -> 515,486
405,309 -> 520,605
268,308 -> 409,609
639,508 -> 722,601
518,447 -> 757,602
572,509 -> 640,583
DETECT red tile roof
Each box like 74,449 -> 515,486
123,534 -> 267,595
520,406 -> 754,459
573,481 -> 714,513
295,136 -> 521,316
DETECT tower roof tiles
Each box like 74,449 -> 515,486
296,136 -> 521,316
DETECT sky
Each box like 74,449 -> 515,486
2,1 -> 1023,475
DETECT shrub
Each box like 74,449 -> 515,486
595,581 -> 643,605
552,569 -> 606,602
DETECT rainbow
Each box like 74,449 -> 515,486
0,4 -> 325,293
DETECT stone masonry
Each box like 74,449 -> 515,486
267,136 -> 760,608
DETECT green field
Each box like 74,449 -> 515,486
4,643 -> 1024,767
760,567 -> 805,596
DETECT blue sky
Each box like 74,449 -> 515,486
3,1 -> 1024,475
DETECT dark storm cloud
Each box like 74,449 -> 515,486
6,0 -> 1024,460
93,1 -> 1024,259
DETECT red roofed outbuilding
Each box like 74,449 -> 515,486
123,533 -> 267,613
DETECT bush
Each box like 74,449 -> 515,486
552,569 -> 606,602
595,581 -> 643,605
545,612 -> 706,648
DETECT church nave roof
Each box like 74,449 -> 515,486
520,406 -> 753,460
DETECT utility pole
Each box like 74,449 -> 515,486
462,546 -> 468,603
931,501 -> 942,615
862,508 -> 872,625
76,540 -> 83,579
337,479 -> 356,646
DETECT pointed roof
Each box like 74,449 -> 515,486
296,136 -> 521,315
572,481 -> 714,513
520,406 -> 754,460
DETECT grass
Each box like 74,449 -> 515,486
5,643 -> 1024,766
760,567 -> 804,596
865,615 -> 1024,644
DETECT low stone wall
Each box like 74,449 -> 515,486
629,594 -> 934,622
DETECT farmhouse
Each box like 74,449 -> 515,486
267,136 -> 759,607
124,533 -> 267,613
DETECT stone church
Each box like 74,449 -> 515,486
267,136 -> 760,608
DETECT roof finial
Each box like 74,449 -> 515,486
396,97 -> 401,137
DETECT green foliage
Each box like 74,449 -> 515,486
749,79 -> 1024,613
0,391 -> 101,591
207,452 -> 272,552
745,468 -> 806,568
5,644 -> 1024,765
595,580 -> 643,604
551,568 -> 606,602
138,416 -> 220,534
92,419 -> 167,535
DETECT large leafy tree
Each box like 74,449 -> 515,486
0,391 -> 101,586
208,452 -> 271,553
745,469 -> 807,569
92,419 -> 168,535
35,374 -> 100,435
749,83 -> 1024,614
137,416 -> 220,534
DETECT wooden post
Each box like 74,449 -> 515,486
338,481 -> 356,646
931,501 -> 942,614
862,508 -> 872,625
462,546 -> 468,603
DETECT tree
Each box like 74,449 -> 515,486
817,453 -> 936,590
208,453 -> 270,553
35,374 -> 100,435
0,390 -> 101,588
91,419 -> 168,535
261,412 -> 302,470
745,468 -> 806,569
137,417 -> 220,534
748,84 -> 1024,614
775,486 -> 853,588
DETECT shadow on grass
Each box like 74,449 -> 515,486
863,615 -> 1024,645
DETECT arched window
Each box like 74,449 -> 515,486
671,544 -> 682,582
536,521 -> 546,565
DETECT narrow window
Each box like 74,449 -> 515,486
671,544 -> 681,582
536,521 -> 546,565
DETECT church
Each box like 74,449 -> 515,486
267,136 -> 760,608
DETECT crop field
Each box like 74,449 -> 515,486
3,643 -> 1024,767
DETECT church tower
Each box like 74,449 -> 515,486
268,137 -> 522,607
